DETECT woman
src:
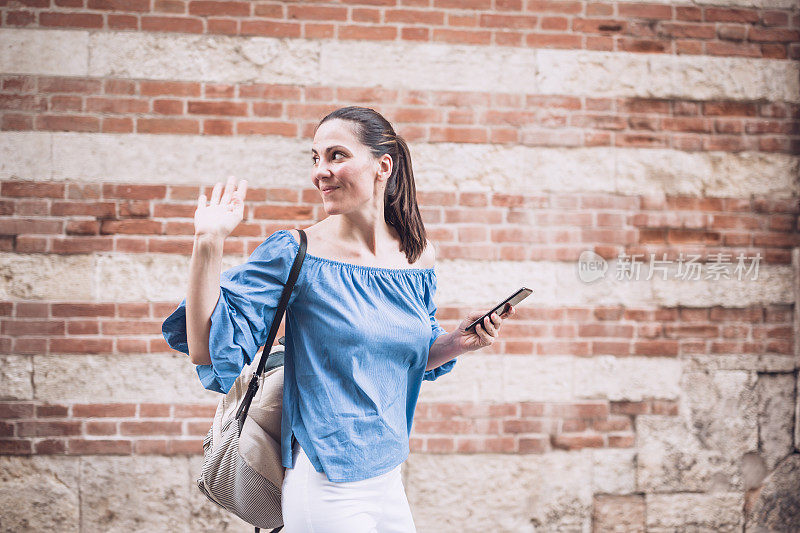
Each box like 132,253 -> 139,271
164,106 -> 515,532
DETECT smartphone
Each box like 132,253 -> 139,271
466,287 -> 532,333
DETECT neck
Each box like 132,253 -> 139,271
324,213 -> 398,257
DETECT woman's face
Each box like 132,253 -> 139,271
311,119 -> 391,215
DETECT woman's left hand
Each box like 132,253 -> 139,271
454,304 -> 516,353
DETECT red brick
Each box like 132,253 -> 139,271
67,439 -> 132,454
550,402 -> 609,419
73,403 -> 136,417
120,421 -> 182,436
552,433 -> 603,450
35,404 -> 70,417
0,439 -> 32,454
607,433 -> 635,447
610,401 -> 649,415
139,403 -> 172,418
35,439 -> 67,454
17,421 -> 81,437
519,436 -> 548,453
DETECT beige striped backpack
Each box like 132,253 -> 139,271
196,228 -> 307,533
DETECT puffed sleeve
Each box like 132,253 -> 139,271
423,271 -> 456,381
161,230 -> 303,394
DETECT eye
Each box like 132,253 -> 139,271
332,151 -> 345,160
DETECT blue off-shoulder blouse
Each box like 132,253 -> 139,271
162,229 -> 455,482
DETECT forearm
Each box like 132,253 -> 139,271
425,331 -> 467,371
186,233 -> 225,365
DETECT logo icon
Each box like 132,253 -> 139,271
577,250 -> 607,283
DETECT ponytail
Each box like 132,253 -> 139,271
316,106 -> 428,265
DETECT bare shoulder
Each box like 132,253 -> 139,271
286,228 -> 302,243
416,238 -> 436,269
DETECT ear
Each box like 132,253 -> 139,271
376,153 -> 393,182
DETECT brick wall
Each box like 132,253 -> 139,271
0,0 -> 798,531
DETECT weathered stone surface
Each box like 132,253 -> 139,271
405,451 -> 593,532
34,353 -> 220,403
80,456 -> 192,531
3,27 -> 797,98
755,373 -> 795,471
683,354 -> 796,373
0,457 -> 80,533
638,371 -> 759,493
0,29 -> 87,76
97,250 -> 247,302
0,132 -> 51,180
637,415 -> 743,493
573,355 -> 681,402
0,253 -> 94,300
646,492 -> 744,532
742,451 -> 768,491
746,453 -> 800,532
0,355 -> 33,400
417,353 -> 504,403
592,494 -> 645,533
590,448 -> 637,495
5,130 -> 797,198
501,355 -> 573,402
682,371 -> 759,462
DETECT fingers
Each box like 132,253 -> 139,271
197,187 -> 206,209
209,182 -> 223,206
220,175 -> 236,207
234,179 -> 248,203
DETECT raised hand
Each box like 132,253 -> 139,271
194,176 -> 248,239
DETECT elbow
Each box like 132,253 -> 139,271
187,346 -> 212,366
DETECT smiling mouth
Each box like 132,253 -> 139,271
322,187 -> 338,194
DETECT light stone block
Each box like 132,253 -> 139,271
0,132 -> 52,180
636,415 -> 743,493
590,448 -> 637,495
616,0 -> 795,7
0,457 -> 80,533
645,492 -> 744,532
0,29 -> 88,76
682,354 -> 797,373
405,451 -> 593,532
33,353 -> 221,403
417,353 -> 501,403
592,494 -> 645,533
0,355 -> 33,400
4,130 -> 795,200
89,32 -> 321,85
501,355 -> 573,402
681,371 -> 758,460
536,50 -> 799,102
755,373 -> 795,471
2,251 -> 790,316
573,356 -> 681,401
80,456 -> 191,532
49,131 -> 309,186
96,251 -> 244,303
0,253 -> 94,301
2,29 -> 796,101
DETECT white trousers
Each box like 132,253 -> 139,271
280,441 -> 417,533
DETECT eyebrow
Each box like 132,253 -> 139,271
311,145 -> 347,155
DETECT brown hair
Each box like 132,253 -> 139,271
316,106 -> 428,265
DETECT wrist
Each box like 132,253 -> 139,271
193,232 -> 226,250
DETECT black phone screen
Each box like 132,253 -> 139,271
465,287 -> 532,333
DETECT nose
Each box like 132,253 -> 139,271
313,158 -> 333,181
